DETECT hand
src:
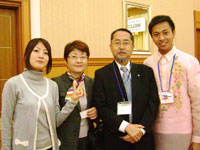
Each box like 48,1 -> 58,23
189,142 -> 200,150
125,124 -> 144,142
87,107 -> 97,120
71,81 -> 84,102
121,134 -> 136,144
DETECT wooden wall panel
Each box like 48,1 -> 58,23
45,57 -> 145,79
194,10 -> 200,61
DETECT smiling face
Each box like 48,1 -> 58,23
29,42 -> 49,72
110,31 -> 134,66
151,21 -> 175,55
66,48 -> 88,78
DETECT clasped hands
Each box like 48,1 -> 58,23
121,124 -> 144,144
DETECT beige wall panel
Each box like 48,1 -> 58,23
84,0 -> 123,58
41,0 -> 85,58
173,0 -> 194,55
40,0 -> 123,58
194,0 -> 200,11
40,0 -> 200,58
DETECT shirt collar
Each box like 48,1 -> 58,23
157,45 -> 177,61
115,60 -> 131,71
66,72 -> 85,84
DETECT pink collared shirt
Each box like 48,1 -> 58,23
144,46 -> 200,143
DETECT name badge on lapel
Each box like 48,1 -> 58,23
159,92 -> 174,104
117,101 -> 132,115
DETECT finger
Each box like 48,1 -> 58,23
87,107 -> 96,114
77,81 -> 83,89
80,88 -> 84,96
123,135 -> 130,140
88,113 -> 97,119
73,80 -> 77,91
134,124 -> 144,128
90,116 -> 97,120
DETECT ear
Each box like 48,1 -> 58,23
109,43 -> 112,48
172,30 -> 176,36
131,43 -> 134,52
65,60 -> 68,67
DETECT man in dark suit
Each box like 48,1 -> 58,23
93,28 -> 160,150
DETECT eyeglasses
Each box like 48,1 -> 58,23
68,55 -> 88,61
112,41 -> 132,47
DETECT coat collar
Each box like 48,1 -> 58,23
61,73 -> 93,111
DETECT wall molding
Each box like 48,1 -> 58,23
52,57 -> 145,67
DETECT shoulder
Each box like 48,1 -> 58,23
52,73 -> 65,83
144,53 -> 157,65
4,75 -> 21,87
133,63 -> 153,72
46,77 -> 59,89
132,63 -> 154,79
2,75 -> 22,93
95,63 -> 113,75
176,49 -> 198,63
84,76 -> 94,83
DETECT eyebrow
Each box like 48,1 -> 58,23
114,39 -> 130,41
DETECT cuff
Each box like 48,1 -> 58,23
140,128 -> 146,135
65,97 -> 78,105
192,135 -> 200,143
118,120 -> 129,133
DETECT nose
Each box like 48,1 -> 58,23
159,34 -> 164,40
38,51 -> 44,58
76,57 -> 82,62
119,43 -> 124,49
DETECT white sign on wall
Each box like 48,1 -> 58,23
128,18 -> 146,33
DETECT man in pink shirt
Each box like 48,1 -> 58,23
144,15 -> 200,150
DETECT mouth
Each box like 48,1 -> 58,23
118,51 -> 127,55
37,60 -> 44,64
74,65 -> 83,68
159,42 -> 167,47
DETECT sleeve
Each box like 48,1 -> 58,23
187,57 -> 200,143
1,79 -> 17,150
138,68 -> 160,133
54,83 -> 78,127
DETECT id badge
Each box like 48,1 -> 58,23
117,101 -> 132,115
159,92 -> 174,104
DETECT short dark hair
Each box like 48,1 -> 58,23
148,15 -> 175,36
64,40 -> 90,61
110,28 -> 134,43
24,38 -> 52,74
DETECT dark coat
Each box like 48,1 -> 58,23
92,61 -> 160,150
52,73 -> 94,150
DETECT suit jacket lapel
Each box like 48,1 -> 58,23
113,61 -> 128,101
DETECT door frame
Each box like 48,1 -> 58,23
0,0 -> 31,73
194,10 -> 200,62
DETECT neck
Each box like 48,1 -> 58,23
69,71 -> 82,79
159,45 -> 174,55
116,60 -> 129,66
159,49 -> 170,55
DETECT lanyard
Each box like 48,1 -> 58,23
113,62 -> 132,101
158,54 -> 176,92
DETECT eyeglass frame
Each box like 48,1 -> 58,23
111,40 -> 133,47
67,55 -> 88,61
